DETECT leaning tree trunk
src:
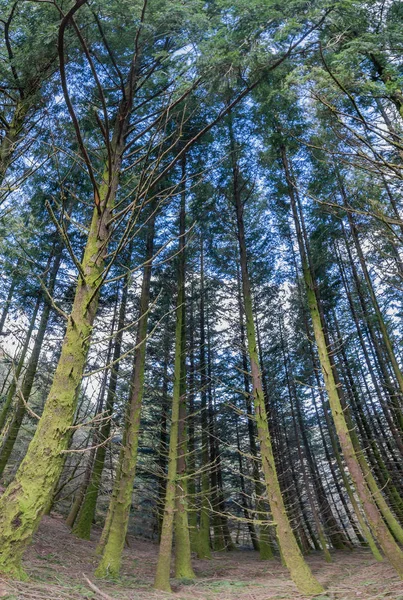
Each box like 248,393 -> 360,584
232,126 -> 323,594
0,25 -> 138,570
279,316 -> 332,562
237,268 -> 273,559
281,143 -> 403,578
0,183 -> 115,577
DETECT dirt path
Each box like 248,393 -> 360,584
0,515 -> 401,600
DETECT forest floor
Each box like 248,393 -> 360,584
0,515 -> 402,600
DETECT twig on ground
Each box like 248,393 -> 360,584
83,574 -> 114,600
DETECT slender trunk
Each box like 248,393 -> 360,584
336,242 -> 403,458
197,237 -> 212,558
187,279 -> 198,551
73,267 -> 130,539
279,317 -> 332,562
232,129 -> 323,594
289,228 -> 379,553
96,213 -> 156,578
207,309 -> 234,551
154,167 -> 193,591
235,418 -> 259,550
339,177 -> 403,431
237,267 -> 272,558
174,177 -> 194,579
0,249 -> 63,476
0,295 -> 41,437
157,336 -> 170,538
281,145 -> 403,577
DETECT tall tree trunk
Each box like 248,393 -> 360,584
279,316 -> 332,561
339,183 -> 403,432
237,267 -> 273,558
281,144 -> 403,577
154,159 -> 194,591
197,237 -> 212,558
187,279 -> 198,551
73,262 -> 131,539
0,27 -> 141,571
207,306 -> 235,551
157,335 -> 170,539
235,417 -> 259,550
174,174 -> 195,579
96,212 -> 156,578
232,127 -> 323,594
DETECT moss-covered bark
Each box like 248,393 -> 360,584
96,216 -> 155,578
155,162 -> 193,591
232,140 -> 323,593
73,270 -> 130,540
281,146 -> 403,578
0,11 -> 146,572
305,269 -> 403,576
0,184 -> 113,577
236,230 -> 323,594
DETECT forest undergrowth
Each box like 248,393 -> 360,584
0,514 -> 401,600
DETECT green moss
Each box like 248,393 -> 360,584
0,190 -> 116,577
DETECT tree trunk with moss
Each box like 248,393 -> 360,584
232,135 -> 323,594
155,158 -> 194,591
66,302 -> 119,530
337,175 -> 403,434
281,144 -> 403,577
237,267 -> 273,559
0,186 -> 114,577
0,25 -> 140,571
95,214 -> 156,578
278,312 -> 332,559
174,179 -> 195,579
73,267 -> 130,540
